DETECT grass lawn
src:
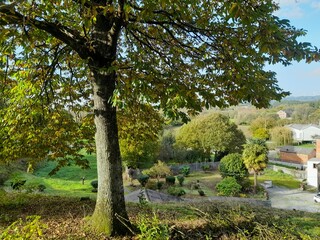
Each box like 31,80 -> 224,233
256,168 -> 301,189
4,152 -> 98,198
181,171 -> 221,197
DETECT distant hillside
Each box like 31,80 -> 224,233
282,95 -> 320,102
271,95 -> 320,106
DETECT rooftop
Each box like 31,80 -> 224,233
287,124 -> 320,130
279,146 -> 315,155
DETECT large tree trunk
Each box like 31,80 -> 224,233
89,67 -> 131,235
86,3 -> 131,236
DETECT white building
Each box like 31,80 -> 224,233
307,159 -> 320,189
287,124 -> 320,142
307,140 -> 320,189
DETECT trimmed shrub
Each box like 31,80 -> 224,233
138,175 -> 150,187
216,177 -> 242,197
198,190 -> 205,196
38,184 -> 46,192
219,153 -> 248,181
176,175 -> 185,186
167,186 -> 186,197
157,181 -> 164,190
91,180 -> 98,189
180,166 -> 190,177
165,176 -> 176,185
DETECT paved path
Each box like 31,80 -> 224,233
268,186 -> 320,212
125,185 -> 320,213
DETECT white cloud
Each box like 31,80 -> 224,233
278,7 -> 304,18
275,4 -> 305,18
274,0 -> 317,18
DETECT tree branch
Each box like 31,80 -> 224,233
0,3 -> 91,59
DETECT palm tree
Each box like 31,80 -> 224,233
242,139 -> 268,193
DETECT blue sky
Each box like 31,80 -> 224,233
268,0 -> 320,96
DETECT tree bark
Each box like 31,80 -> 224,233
86,2 -> 131,235
89,66 -> 131,236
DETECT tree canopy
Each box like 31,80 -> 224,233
176,112 -> 246,160
270,126 -> 293,146
0,0 -> 319,236
249,116 -> 277,140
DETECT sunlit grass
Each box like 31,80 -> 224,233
34,153 -> 97,181
255,168 -> 301,189
4,152 -> 98,198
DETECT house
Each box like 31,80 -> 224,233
307,159 -> 320,189
277,110 -> 293,119
287,124 -> 320,142
307,140 -> 320,189
279,146 -> 316,164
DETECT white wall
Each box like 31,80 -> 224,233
303,126 -> 320,141
289,126 -> 320,142
307,160 -> 319,187
290,128 -> 301,141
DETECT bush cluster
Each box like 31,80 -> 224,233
216,177 -> 242,197
167,186 -> 186,197
142,160 -> 172,180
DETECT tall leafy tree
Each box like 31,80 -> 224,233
158,132 -> 176,162
291,103 -> 315,123
270,126 -> 293,146
0,0 -> 318,236
242,138 -> 268,193
249,116 -> 277,140
176,113 -> 246,160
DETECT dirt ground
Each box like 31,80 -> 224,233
268,186 -> 320,212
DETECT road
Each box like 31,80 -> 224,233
268,186 -> 320,212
